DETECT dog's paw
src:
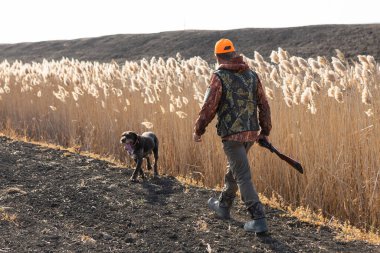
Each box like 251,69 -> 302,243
130,177 -> 138,183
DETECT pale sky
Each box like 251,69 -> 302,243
1,0 -> 379,44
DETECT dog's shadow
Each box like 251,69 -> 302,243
139,175 -> 179,206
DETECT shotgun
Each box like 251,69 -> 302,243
258,138 -> 304,174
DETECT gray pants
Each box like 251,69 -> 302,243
219,140 -> 261,209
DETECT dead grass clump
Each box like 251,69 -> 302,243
0,208 -> 17,223
195,219 -> 209,232
3,187 -> 27,195
80,235 -> 96,244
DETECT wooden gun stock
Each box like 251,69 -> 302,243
258,139 -> 304,174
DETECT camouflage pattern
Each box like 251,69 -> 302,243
194,55 -> 272,142
214,69 -> 260,137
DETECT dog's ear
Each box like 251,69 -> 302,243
120,131 -> 130,143
121,131 -> 129,137
130,132 -> 138,141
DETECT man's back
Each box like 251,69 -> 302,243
214,68 -> 260,137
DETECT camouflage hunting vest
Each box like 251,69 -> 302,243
215,69 -> 260,137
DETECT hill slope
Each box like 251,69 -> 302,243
0,136 -> 379,252
0,24 -> 379,64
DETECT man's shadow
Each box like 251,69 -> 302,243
256,233 -> 296,253
140,175 -> 179,206
227,217 -> 296,253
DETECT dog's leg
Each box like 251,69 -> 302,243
130,166 -> 138,182
130,158 -> 143,182
146,157 -> 152,171
153,148 -> 159,177
136,158 -> 146,180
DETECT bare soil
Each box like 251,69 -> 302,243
0,136 -> 379,252
0,24 -> 379,64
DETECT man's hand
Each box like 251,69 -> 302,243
193,133 -> 202,142
258,133 -> 269,143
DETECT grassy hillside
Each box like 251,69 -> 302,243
0,24 -> 379,63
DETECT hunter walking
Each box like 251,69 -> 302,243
193,38 -> 272,233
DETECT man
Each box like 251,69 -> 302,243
193,38 -> 272,234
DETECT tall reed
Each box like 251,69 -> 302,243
0,50 -> 379,231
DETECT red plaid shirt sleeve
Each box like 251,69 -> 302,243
194,74 -> 222,136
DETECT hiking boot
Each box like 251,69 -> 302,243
244,202 -> 268,233
207,197 -> 231,219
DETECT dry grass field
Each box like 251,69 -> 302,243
0,48 -> 379,235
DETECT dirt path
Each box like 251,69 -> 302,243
0,136 -> 378,253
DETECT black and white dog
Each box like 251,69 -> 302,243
120,131 -> 159,182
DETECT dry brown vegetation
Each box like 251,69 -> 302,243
0,206 -> 17,223
0,49 -> 379,233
